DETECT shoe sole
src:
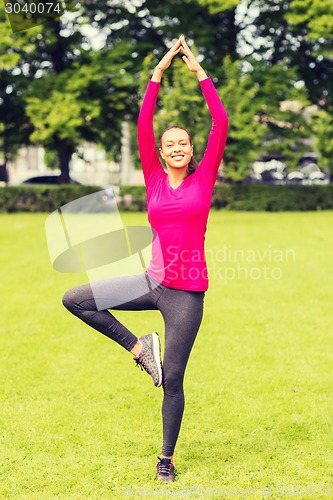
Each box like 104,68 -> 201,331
151,332 -> 163,387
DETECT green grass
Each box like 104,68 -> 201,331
0,211 -> 332,499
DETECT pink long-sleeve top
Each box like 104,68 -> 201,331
138,77 -> 228,292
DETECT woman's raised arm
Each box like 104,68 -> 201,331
180,36 -> 228,184
138,37 -> 183,187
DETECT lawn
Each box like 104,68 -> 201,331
0,210 -> 332,499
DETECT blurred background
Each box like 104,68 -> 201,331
0,0 -> 332,187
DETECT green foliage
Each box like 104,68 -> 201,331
250,62 -> 310,166
0,10 -> 41,70
0,185 -> 101,213
198,0 -> 240,14
311,108 -> 333,176
288,0 -> 333,48
117,184 -> 333,212
1,12 -> 138,179
0,0 -> 332,184
0,11 -> 39,171
2,184 -> 333,213
26,70 -> 100,146
43,148 -> 60,170
218,57 -> 266,181
142,0 -> 241,75
218,56 -> 310,179
247,0 -> 333,110
212,184 -> 333,211
118,185 -> 147,211
24,25 -> 138,167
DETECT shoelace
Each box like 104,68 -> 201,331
134,353 -> 147,371
135,359 -> 144,371
157,457 -> 172,476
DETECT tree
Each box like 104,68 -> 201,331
217,57 -> 266,181
1,7 -> 138,183
250,61 -> 309,163
2,0 -> 329,184
144,0 -> 242,75
2,0 -> 248,183
287,0 -> 333,51
312,108 -> 333,179
245,0 -> 333,110
82,0 -> 243,80
26,36 -> 137,182
0,10 -> 37,182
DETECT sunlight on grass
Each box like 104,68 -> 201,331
1,211 -> 332,499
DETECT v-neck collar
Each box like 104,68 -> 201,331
166,173 -> 188,192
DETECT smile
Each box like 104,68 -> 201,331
171,155 -> 185,160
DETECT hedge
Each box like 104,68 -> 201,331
0,183 -> 333,213
0,185 -> 102,213
118,184 -> 333,211
211,184 -> 333,211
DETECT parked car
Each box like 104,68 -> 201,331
297,152 -> 329,185
286,170 -> 304,184
298,152 -> 319,168
21,174 -> 81,185
249,152 -> 330,185
249,155 -> 288,184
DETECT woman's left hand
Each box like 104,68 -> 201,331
180,35 -> 202,73
180,35 -> 208,81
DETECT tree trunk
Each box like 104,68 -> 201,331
55,136 -> 74,184
1,130 -> 9,184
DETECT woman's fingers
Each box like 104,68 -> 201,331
156,39 -> 183,72
164,38 -> 182,61
180,35 -> 192,55
172,45 -> 182,55
180,37 -> 202,72
156,35 -> 196,73
169,37 -> 182,54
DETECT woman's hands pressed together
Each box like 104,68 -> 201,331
153,37 -> 182,79
151,35 -> 208,82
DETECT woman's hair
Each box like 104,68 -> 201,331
159,126 -> 199,176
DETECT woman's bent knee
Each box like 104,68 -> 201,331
62,288 -> 77,312
62,284 -> 96,314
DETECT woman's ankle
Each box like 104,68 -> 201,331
130,340 -> 142,357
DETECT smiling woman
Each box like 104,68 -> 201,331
62,34 -> 228,484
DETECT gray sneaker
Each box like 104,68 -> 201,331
133,332 -> 163,387
155,456 -> 175,482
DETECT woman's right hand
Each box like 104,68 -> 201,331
151,37 -> 182,82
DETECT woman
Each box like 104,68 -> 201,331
62,35 -> 228,482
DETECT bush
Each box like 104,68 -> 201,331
0,185 -> 101,213
1,184 -> 333,213
211,184 -> 333,211
118,185 -> 147,211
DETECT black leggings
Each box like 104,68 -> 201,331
62,272 -> 204,457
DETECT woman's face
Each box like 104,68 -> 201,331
159,128 -> 193,170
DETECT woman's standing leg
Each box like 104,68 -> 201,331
156,288 -> 204,480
